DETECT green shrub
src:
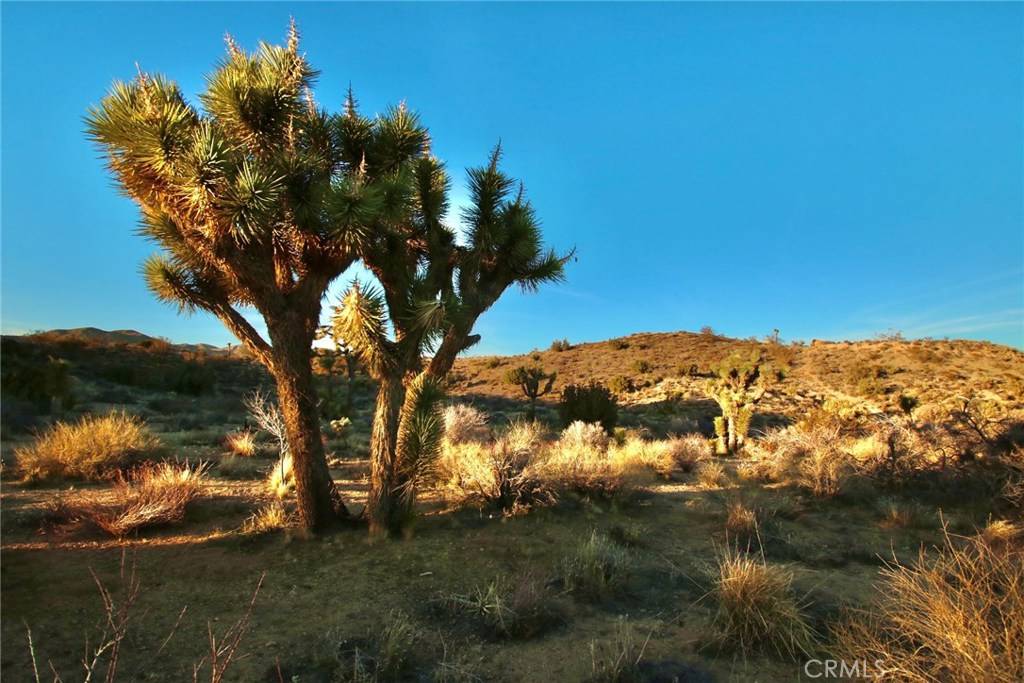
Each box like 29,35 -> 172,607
550,338 -> 572,352
559,382 -> 618,434
2,356 -> 74,413
632,360 -> 651,374
172,363 -> 216,395
609,376 -> 635,394
611,339 -> 630,351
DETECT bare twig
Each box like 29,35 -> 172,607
192,572 -> 266,683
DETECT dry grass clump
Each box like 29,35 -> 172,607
560,531 -> 633,599
833,531 -> 1024,682
707,547 -> 815,659
243,501 -> 292,534
16,411 -> 160,481
71,461 -> 208,537
266,453 -> 294,498
725,500 -> 760,539
442,404 -> 491,445
980,518 -> 1021,547
695,460 -> 726,488
224,430 -> 258,457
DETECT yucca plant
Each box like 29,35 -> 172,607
87,23 -> 568,534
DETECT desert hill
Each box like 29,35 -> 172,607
450,331 -> 1024,428
4,326 -> 1021,441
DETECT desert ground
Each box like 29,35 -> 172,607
2,327 -> 1022,682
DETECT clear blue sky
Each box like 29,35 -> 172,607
3,2 -> 1022,352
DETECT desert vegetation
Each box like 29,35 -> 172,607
1,15 -> 1022,683
4,322 -> 1021,680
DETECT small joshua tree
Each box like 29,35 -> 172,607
505,365 -> 557,419
707,349 -> 783,454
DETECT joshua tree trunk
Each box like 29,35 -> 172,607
268,315 -> 349,531
368,374 -> 406,537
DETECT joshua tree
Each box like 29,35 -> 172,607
333,143 -> 569,537
707,349 -> 782,454
505,365 -> 557,419
86,24 -> 382,530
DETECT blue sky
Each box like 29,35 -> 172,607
3,2 -> 1022,352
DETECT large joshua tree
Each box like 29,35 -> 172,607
88,24 -> 567,536
86,24 -> 444,530
332,139 -> 569,537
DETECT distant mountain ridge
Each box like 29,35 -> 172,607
14,327 -> 225,354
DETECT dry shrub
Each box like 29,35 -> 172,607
833,531 -> 1024,682
799,445 -> 854,498
708,547 -> 815,659
435,421 -> 552,513
542,438 -> 626,500
16,411 -> 160,481
665,434 -> 712,472
224,430 -> 257,457
442,404 -> 491,445
73,461 -> 208,537
614,434 -> 709,479
560,421 -> 610,451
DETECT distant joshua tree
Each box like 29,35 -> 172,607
505,365 -> 557,418
707,349 -> 784,454
87,23 -> 568,533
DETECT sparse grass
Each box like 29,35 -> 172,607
833,530 -> 1024,683
224,430 -> 258,457
589,617 -> 651,683
374,610 -> 422,680
15,411 -> 160,481
442,571 -> 560,639
560,531 -> 633,599
876,497 -> 933,529
706,547 -> 815,659
69,461 -> 208,537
